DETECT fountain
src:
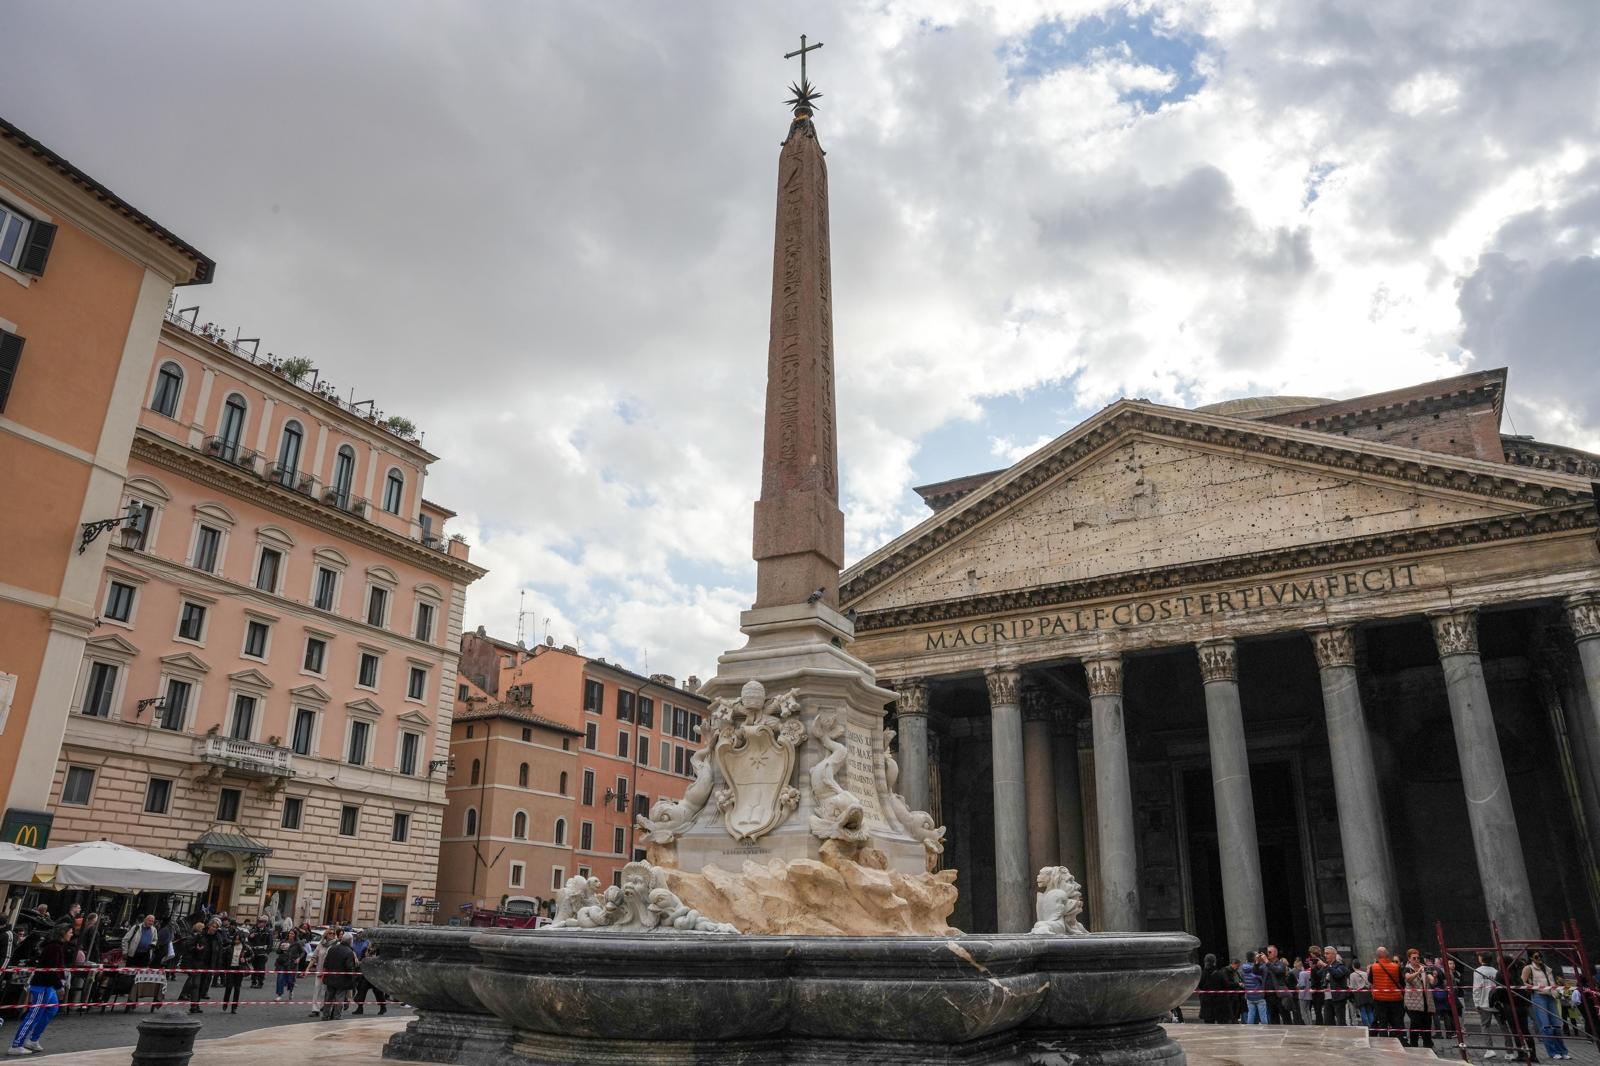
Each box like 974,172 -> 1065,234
368,40 -> 1198,1066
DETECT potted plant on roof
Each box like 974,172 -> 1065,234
279,356 -> 316,385
386,415 -> 416,439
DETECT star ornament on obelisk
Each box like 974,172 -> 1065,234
752,33 -> 845,610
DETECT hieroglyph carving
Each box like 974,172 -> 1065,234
545,863 -> 738,934
1309,627 -> 1355,670
1196,640 -> 1238,684
1030,866 -> 1090,936
809,713 -> 868,845
636,745 -> 716,846
1430,609 -> 1480,658
711,680 -> 804,843
882,728 -> 946,868
1084,657 -> 1123,698
1566,596 -> 1600,642
984,666 -> 1022,707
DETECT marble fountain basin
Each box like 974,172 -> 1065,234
366,926 -> 1200,1065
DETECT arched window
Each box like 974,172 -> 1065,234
470,758 -> 481,786
150,362 -> 183,417
558,771 -> 568,796
382,469 -> 404,515
518,762 -> 529,788
330,445 -> 356,509
217,395 -> 247,461
553,818 -> 566,846
513,811 -> 528,839
464,807 -> 477,837
276,420 -> 303,485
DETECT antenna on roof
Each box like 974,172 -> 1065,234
516,591 -> 531,646
176,306 -> 200,328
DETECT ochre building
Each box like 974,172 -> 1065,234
843,369 -> 1600,961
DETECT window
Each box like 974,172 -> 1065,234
617,732 -> 629,759
125,501 -> 155,551
470,759 -> 481,785
243,620 -> 269,659
465,724 -> 474,738
558,771 -> 568,796
150,361 -> 183,417
513,811 -> 528,839
339,804 -> 360,836
399,732 -> 420,776
613,826 -> 625,854
61,766 -> 95,806
347,720 -> 370,765
674,746 -> 686,775
291,708 -> 317,756
584,722 -> 597,750
193,526 -> 221,573
391,812 -> 410,842
313,567 -> 338,611
615,777 -> 628,813
177,601 -> 206,642
554,818 -> 567,845
383,469 -> 404,515
144,777 -> 172,814
660,740 -> 670,769
0,199 -> 55,274
673,706 -> 689,739
82,661 -> 118,718
634,792 -> 649,816
218,395 -> 247,460
407,666 -> 427,701
583,680 -> 604,713
689,713 -> 703,741
578,865 -> 590,879
521,727 -> 532,742
281,796 -> 303,829
638,697 -> 654,729
330,446 -> 356,508
275,421 -> 303,484
415,602 -> 435,642
581,770 -> 594,806
464,807 -> 477,836
159,678 -> 191,731
509,862 -> 525,889
104,581 -> 135,623
303,637 -> 326,674
518,762 -> 529,788
379,883 -> 407,924
616,690 -> 634,722
229,694 -> 256,740
366,586 -> 388,627
217,787 -> 241,822
459,684 -> 470,701
551,867 -> 565,891
579,822 -> 593,851
638,739 -> 649,767
255,548 -> 282,593
358,652 -> 379,688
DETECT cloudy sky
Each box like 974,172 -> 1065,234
9,1 -> 1599,680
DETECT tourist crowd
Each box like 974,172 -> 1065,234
1195,943 -> 1595,1061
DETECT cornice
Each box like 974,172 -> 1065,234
851,503 -> 1596,632
1274,379 -> 1504,435
131,431 -> 486,584
841,403 -> 1590,605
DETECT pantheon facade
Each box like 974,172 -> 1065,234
843,368 -> 1600,962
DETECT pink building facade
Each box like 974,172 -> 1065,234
48,313 -> 484,926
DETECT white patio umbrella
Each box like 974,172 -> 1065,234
30,840 -> 210,892
0,842 -> 40,884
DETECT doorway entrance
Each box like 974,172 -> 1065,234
203,870 -> 234,914
324,879 -> 355,924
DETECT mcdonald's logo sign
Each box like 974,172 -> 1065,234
0,809 -> 51,850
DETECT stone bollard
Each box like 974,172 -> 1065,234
130,1009 -> 201,1066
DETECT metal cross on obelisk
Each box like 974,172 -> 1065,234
784,34 -> 823,83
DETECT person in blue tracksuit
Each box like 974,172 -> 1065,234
10,925 -> 70,1055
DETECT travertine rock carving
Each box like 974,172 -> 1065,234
1031,866 -> 1090,936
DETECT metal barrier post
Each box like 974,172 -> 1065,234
130,1009 -> 201,1066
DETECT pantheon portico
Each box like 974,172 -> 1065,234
842,370 -> 1600,961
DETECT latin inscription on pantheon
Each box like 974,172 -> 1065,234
923,563 -> 1421,651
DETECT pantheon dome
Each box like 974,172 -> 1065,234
1192,395 -> 1334,420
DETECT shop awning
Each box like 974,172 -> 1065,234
189,830 -> 273,857
0,842 -> 40,884
31,840 -> 210,892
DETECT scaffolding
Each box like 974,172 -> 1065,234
1435,920 -> 1599,1061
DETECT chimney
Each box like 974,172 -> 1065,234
686,675 -> 701,692
649,674 -> 676,689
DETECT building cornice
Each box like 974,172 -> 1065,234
131,430 -> 486,584
850,502 -> 1597,633
841,401 -> 1591,603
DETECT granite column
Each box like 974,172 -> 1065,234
1430,608 -> 1540,938
1309,626 -> 1402,961
986,666 -> 1032,933
891,678 -> 932,815
1086,655 -> 1142,932
1021,684 -> 1061,879
1197,639 -> 1269,962
1051,706 -> 1088,895
1567,595 -> 1600,769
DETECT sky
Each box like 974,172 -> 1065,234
7,1 -> 1599,681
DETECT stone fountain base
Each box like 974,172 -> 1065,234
367,926 -> 1199,1066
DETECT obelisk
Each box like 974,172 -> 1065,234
751,71 -> 845,609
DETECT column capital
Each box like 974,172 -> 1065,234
1020,684 -> 1055,723
890,677 -> 930,718
1196,638 -> 1238,684
1565,594 -> 1600,642
984,665 -> 1022,707
1308,626 -> 1356,670
1083,656 -> 1123,698
1429,607 -> 1479,658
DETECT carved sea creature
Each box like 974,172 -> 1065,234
636,744 -> 717,844
545,862 -> 738,934
808,713 -> 869,844
1031,866 -> 1090,936
881,729 -> 947,868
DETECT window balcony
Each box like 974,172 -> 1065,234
321,487 -> 369,518
264,462 -> 317,497
200,435 -> 260,475
195,735 -> 295,779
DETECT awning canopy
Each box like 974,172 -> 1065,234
31,840 -> 210,892
0,842 -> 40,884
189,830 -> 273,857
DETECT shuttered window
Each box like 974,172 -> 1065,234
0,330 -> 23,414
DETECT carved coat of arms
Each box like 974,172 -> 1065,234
710,680 -> 804,843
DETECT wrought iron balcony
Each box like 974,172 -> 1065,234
196,735 -> 295,779
264,462 -> 316,496
201,435 -> 260,474
321,487 -> 369,518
